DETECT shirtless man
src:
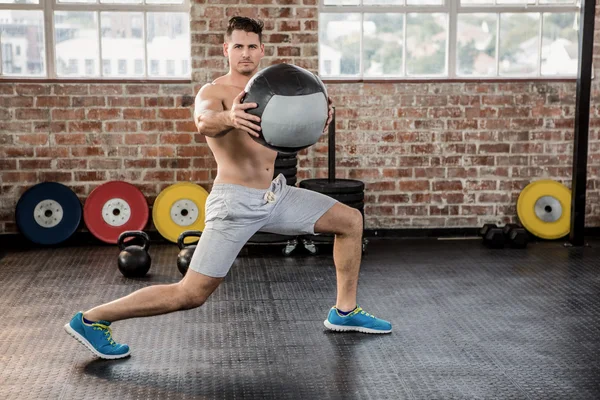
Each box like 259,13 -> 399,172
64,16 -> 391,360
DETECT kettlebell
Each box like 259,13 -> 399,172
177,230 -> 202,276
117,230 -> 151,278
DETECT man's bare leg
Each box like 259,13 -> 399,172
314,202 -> 363,312
84,270 -> 223,323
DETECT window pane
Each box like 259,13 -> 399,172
499,13 -> 539,76
319,13 -> 360,77
541,13 -> 578,76
0,10 -> 45,76
457,13 -> 496,76
55,11 -> 98,77
58,0 -> 96,3
146,0 -> 184,3
364,0 -> 403,4
323,0 -> 360,5
363,13 -> 403,77
147,12 -> 190,78
101,0 -> 142,4
496,0 -> 535,4
540,0 -> 575,3
101,12 -> 144,77
406,13 -> 447,76
407,0 -> 443,4
460,0 -> 494,4
0,0 -> 38,3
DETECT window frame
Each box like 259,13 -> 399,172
0,0 -> 190,81
319,0 -> 581,81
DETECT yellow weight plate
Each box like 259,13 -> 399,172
152,182 -> 209,243
517,180 -> 571,240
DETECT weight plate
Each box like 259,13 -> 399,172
285,176 -> 297,186
517,180 -> 571,240
274,167 -> 297,178
274,158 -> 297,169
84,181 -> 149,244
345,201 -> 365,210
276,152 -> 297,160
299,179 -> 365,194
326,192 -> 364,203
153,182 -> 209,243
15,182 -> 82,245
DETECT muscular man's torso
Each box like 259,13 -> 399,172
206,76 -> 277,190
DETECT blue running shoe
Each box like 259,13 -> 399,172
64,312 -> 131,359
324,305 -> 392,334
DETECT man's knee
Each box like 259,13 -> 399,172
338,207 -> 363,236
176,272 -> 224,310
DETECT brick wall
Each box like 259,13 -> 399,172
0,1 -> 599,235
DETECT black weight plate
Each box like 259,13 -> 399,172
299,179 -> 365,194
285,176 -> 297,186
345,201 -> 365,210
274,168 -> 297,177
327,192 -> 364,203
276,152 -> 298,160
15,182 -> 82,245
274,158 -> 297,169
249,232 -> 295,243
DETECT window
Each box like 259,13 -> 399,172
0,0 -> 190,80
319,0 -> 580,79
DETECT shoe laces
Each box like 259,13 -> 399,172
342,306 -> 376,319
91,322 -> 117,346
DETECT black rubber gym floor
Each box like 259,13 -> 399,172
1,237 -> 599,399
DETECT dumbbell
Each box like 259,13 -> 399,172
502,223 -> 529,249
480,224 -> 505,249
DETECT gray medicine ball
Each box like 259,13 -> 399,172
242,63 -> 328,154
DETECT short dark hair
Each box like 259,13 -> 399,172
225,16 -> 264,43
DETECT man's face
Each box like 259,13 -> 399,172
224,30 -> 264,76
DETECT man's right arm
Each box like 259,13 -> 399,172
194,84 -> 233,138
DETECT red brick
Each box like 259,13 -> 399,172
2,172 -> 38,182
57,159 -> 87,169
36,96 -> 70,107
176,121 -> 197,132
106,121 -> 138,132
52,109 -> 85,120
89,159 -> 122,169
16,84 -> 50,96
479,144 -> 510,153
126,85 -> 160,95
54,85 -> 88,95
55,134 -> 86,145
87,109 -> 121,119
159,109 -> 191,119
399,181 -> 429,191
141,121 -> 173,132
176,170 -> 210,181
145,97 -> 175,107
160,133 -> 192,144
0,160 -> 17,170
75,171 -> 107,181
108,97 -> 143,107
71,147 -> 106,157
125,159 -> 158,169
433,181 -> 463,191
90,85 -> 123,95
0,97 -> 33,108
159,158 -> 192,169
16,134 -> 48,145
142,146 -> 177,157
72,97 -> 106,107
16,109 -> 49,120
125,134 -> 158,145
466,180 -> 497,190
36,147 -> 68,158
69,121 -> 102,133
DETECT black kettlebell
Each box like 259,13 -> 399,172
117,231 -> 151,278
177,230 -> 202,276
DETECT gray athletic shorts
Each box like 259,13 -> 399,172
188,174 -> 338,278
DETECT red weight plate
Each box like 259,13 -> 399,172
83,181 -> 149,244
